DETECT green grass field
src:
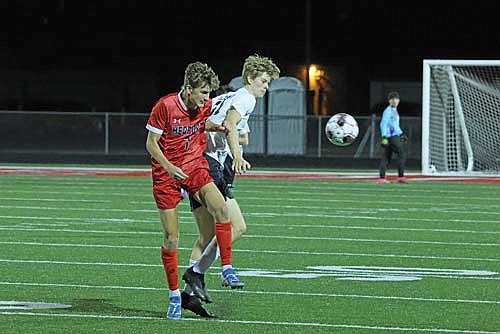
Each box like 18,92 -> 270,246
0,169 -> 499,333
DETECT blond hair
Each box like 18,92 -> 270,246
184,62 -> 220,91
242,54 -> 280,85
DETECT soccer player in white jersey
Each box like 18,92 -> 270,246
180,54 -> 280,316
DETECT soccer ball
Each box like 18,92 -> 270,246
325,113 -> 359,146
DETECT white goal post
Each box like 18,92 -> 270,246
422,59 -> 500,175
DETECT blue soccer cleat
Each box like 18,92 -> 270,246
166,296 -> 181,320
221,268 -> 245,289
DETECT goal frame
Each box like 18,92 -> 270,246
421,59 -> 500,175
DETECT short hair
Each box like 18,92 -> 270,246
387,91 -> 400,100
242,54 -> 280,85
183,62 -> 220,91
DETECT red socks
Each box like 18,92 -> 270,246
161,222 -> 231,289
161,247 -> 178,290
215,221 -> 232,266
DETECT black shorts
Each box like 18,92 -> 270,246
223,155 -> 235,187
189,154 -> 235,211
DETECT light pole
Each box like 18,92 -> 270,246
305,0 -> 311,93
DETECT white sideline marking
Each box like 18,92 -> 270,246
0,311 -> 498,333
2,214 -> 499,232
6,187 -> 500,210
2,215 -> 500,234
0,166 -> 149,172
4,192 -> 500,215
0,197 -> 111,203
0,226 -> 499,247
244,203 -> 500,216
243,211 -> 500,224
0,204 -> 156,213
240,188 -> 498,201
1,259 -> 499,281
1,241 -> 499,262
6,185 -> 497,205
0,301 -> 71,310
2,204 -> 499,225
0,281 -> 499,305
7,178 -> 496,195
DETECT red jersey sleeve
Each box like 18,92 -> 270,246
146,99 -> 168,134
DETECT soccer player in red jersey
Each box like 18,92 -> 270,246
145,61 -> 241,320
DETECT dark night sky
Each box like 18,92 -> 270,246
1,0 -> 499,110
3,1 -> 499,70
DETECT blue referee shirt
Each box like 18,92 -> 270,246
380,105 -> 403,138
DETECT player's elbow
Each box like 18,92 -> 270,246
145,134 -> 158,155
145,138 -> 154,154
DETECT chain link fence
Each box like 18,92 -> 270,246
0,111 -> 422,160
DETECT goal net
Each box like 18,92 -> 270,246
422,60 -> 500,175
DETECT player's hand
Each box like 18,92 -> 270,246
381,138 -> 389,147
206,124 -> 228,134
400,134 -> 408,143
232,156 -> 251,174
166,165 -> 189,181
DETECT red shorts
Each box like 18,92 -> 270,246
152,165 -> 213,210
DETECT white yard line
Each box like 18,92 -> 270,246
1,213 -> 498,227
1,205 -> 499,224
0,226 -> 499,247
0,281 -> 499,305
1,259 -> 499,281
0,311 -> 498,333
0,197 -> 111,203
2,214 -> 499,234
1,241 -> 499,262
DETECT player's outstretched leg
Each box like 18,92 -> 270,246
182,267 -> 213,303
197,183 -> 245,289
181,291 -> 215,318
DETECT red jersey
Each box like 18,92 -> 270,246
146,92 -> 212,181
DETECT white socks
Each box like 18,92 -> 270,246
183,242 -> 222,295
169,289 -> 180,298
193,241 -> 219,274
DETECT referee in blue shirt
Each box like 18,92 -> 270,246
378,91 -> 408,183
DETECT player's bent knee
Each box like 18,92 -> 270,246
234,224 -> 246,238
231,217 -> 247,239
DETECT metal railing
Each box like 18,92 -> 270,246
0,110 -> 422,159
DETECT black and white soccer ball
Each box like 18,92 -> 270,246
325,113 -> 359,146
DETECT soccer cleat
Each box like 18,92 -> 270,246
221,268 -> 245,289
377,178 -> 390,184
181,291 -> 216,318
398,177 -> 409,183
182,267 -> 212,303
166,296 -> 181,320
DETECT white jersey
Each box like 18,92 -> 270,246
205,87 -> 256,165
